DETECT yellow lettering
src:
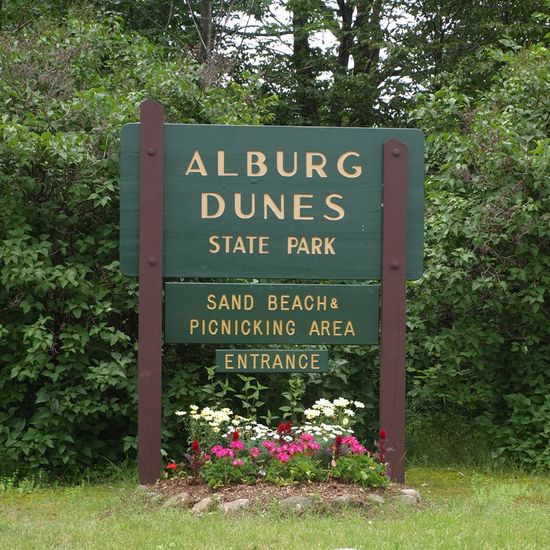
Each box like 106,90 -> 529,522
217,150 -> 238,176
324,194 -> 345,221
206,294 -> 216,310
344,321 -> 356,336
201,193 -> 225,218
247,151 -> 267,177
273,354 -> 283,369
337,151 -> 362,178
287,236 -> 298,254
267,295 -> 277,310
263,194 -> 285,219
225,354 -> 234,370
208,235 -> 220,253
293,194 -> 314,220
309,320 -> 320,336
234,193 -> 255,219
311,353 -> 320,369
276,151 -> 298,177
305,152 -> 327,178
185,150 -> 207,176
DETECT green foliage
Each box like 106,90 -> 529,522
200,458 -> 258,488
331,454 -> 388,487
264,453 -> 327,485
408,43 -> 550,468
279,376 -> 306,420
0,471 -> 44,494
0,16 -> 275,475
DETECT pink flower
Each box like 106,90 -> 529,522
342,435 -> 357,446
351,444 -> 366,454
300,433 -> 314,442
204,454 -> 211,461
308,441 -> 321,451
230,440 -> 245,451
276,452 -> 290,463
249,447 -> 260,458
232,459 -> 244,467
262,441 -> 277,454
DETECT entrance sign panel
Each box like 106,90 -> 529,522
164,283 -> 380,344
215,349 -> 328,373
120,125 -> 424,280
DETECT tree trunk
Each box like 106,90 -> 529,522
199,0 -> 212,62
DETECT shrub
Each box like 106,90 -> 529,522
408,43 -> 550,469
331,454 -> 388,487
0,16 -> 275,475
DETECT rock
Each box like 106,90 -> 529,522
221,498 -> 251,513
280,496 -> 312,511
191,496 -> 215,514
399,494 -> 418,505
366,494 -> 385,505
400,488 -> 421,502
162,491 -> 191,508
137,484 -> 161,499
331,494 -> 363,508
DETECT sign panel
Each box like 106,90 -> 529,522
120,125 -> 424,280
164,283 -> 379,344
215,349 -> 328,373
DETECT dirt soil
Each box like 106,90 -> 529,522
150,477 -> 403,506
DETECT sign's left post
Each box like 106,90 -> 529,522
137,100 -> 165,484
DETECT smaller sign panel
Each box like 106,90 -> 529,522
164,283 -> 379,344
216,349 -> 328,373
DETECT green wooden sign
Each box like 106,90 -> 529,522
215,349 -> 328,373
120,124 -> 424,280
164,283 -> 379,344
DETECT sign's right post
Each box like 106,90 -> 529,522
380,138 -> 408,484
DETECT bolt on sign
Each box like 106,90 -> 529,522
119,100 -> 424,486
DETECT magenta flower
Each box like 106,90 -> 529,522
276,452 -> 290,463
232,459 -> 244,467
249,447 -> 260,458
262,441 -> 277,454
230,440 -> 245,451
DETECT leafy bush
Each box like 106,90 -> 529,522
0,16 -> 275,475
200,457 -> 258,488
408,43 -> 550,468
264,453 -> 327,485
331,454 -> 388,487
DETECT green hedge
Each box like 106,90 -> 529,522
0,17 -> 275,474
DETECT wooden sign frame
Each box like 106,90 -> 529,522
132,100 -> 415,484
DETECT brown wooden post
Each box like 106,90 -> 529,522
137,100 -> 165,484
380,138 -> 408,484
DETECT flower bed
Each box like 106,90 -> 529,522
166,398 -> 389,490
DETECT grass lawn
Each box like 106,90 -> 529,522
1,467 -> 549,549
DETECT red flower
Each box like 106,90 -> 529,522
379,428 -> 387,440
232,431 -> 240,441
335,435 -> 343,447
191,439 -> 200,453
166,461 -> 177,471
277,420 -> 292,435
